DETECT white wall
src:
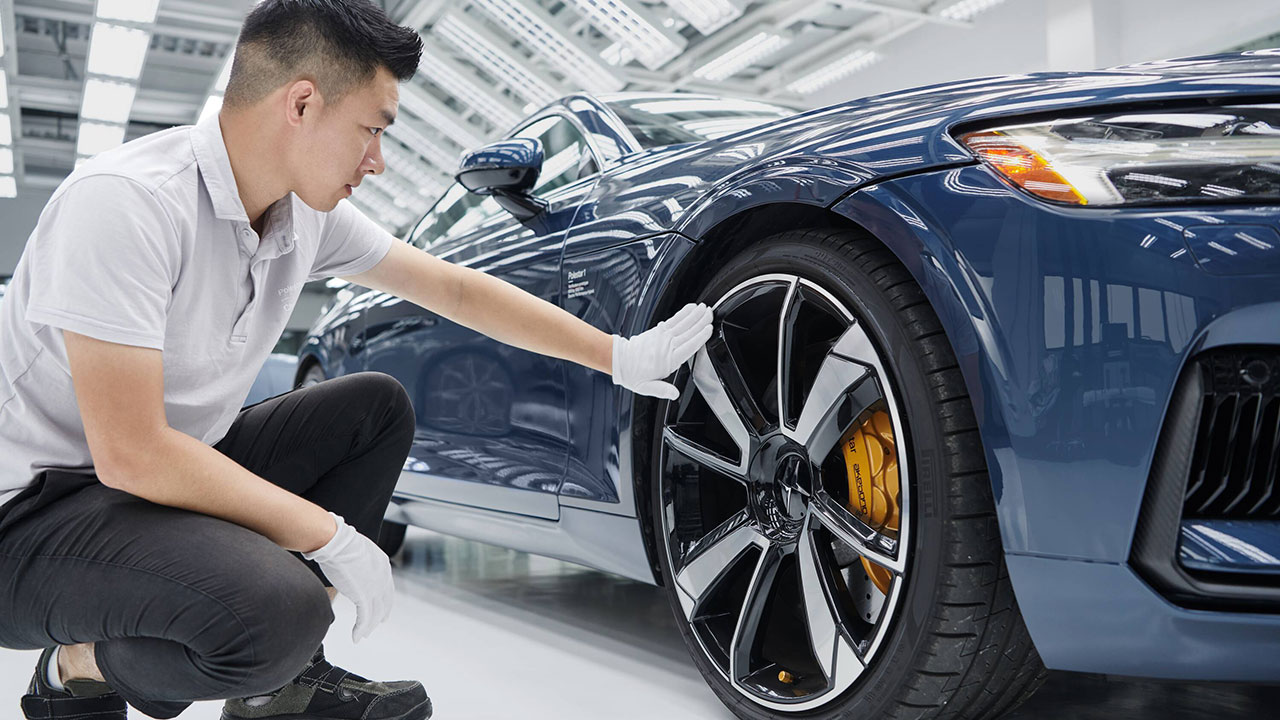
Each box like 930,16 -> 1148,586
809,0 -> 1280,107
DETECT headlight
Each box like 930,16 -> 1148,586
959,105 -> 1280,206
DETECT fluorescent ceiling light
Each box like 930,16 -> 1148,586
562,0 -> 684,70
81,78 -> 138,123
418,46 -> 522,129
0,17 -> 5,58
469,0 -> 623,92
938,0 -> 1008,21
399,84 -> 485,150
786,48 -> 882,94
199,95 -> 223,123
0,148 -> 12,174
96,0 -> 161,23
387,118 -> 464,171
87,23 -> 150,79
694,30 -> 790,81
0,176 -> 15,198
601,42 -> 634,67
0,70 -> 7,109
76,122 -> 127,156
0,115 -> 11,145
434,14 -> 560,107
665,0 -> 742,35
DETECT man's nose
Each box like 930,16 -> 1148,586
364,140 -> 385,175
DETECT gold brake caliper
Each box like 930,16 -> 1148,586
839,410 -> 900,594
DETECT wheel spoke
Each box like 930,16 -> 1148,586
663,427 -> 748,482
812,490 -> 905,574
688,346 -> 754,475
729,542 -> 784,683
675,512 -> 766,617
797,511 -> 847,681
783,336 -> 880,464
776,279 -> 799,433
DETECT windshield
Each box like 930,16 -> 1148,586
604,96 -> 796,150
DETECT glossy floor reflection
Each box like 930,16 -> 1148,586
0,527 -> 1276,718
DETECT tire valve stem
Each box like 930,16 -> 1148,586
778,670 -> 795,685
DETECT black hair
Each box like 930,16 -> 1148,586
223,0 -> 423,108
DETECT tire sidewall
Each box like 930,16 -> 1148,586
652,235 -> 957,720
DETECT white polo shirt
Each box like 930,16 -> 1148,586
0,111 -> 395,507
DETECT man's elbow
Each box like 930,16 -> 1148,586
91,435 -> 161,493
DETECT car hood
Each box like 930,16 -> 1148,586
604,51 -> 1280,194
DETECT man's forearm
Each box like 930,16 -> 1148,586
446,264 -> 614,374
108,426 -> 335,553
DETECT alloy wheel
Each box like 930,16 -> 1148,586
659,273 -> 911,712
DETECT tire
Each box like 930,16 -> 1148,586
377,520 -> 408,558
650,228 -> 1046,720
298,362 -> 410,560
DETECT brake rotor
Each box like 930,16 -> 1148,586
839,410 -> 900,594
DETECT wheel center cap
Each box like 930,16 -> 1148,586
748,433 -> 811,541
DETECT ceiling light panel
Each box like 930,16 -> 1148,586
95,0 -> 161,24
80,78 -> 138,123
562,0 -> 684,70
0,176 -> 16,198
387,118 -> 464,171
0,70 -> 8,109
938,0 -> 1008,21
399,84 -> 486,150
0,148 -> 12,175
434,14 -> 561,107
665,0 -> 742,35
469,0 -> 624,92
86,23 -> 150,79
694,29 -> 790,81
419,46 -> 522,130
786,48 -> 882,94
76,122 -> 127,156
0,115 -> 11,145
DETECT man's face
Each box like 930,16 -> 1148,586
291,66 -> 399,212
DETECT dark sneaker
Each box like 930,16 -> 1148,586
220,644 -> 431,720
20,646 -> 127,719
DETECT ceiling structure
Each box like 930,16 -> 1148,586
0,0 -> 1009,233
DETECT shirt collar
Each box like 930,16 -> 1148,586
190,110 -> 252,223
190,111 -> 297,259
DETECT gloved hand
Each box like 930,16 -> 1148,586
301,511 -> 394,643
612,302 -> 714,400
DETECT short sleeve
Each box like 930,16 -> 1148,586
24,175 -> 177,350
308,199 -> 396,281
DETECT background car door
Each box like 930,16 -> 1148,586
359,113 -> 603,519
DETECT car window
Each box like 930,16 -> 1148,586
512,115 -> 600,197
409,183 -> 503,249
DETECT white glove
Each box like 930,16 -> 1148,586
612,302 -> 714,400
301,511 -> 394,644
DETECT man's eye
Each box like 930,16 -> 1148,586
369,127 -> 383,137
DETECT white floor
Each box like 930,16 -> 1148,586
0,527 -> 734,719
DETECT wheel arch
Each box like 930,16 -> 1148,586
628,189 -> 1008,582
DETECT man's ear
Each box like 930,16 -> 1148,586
285,79 -> 320,127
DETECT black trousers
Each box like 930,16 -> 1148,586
0,372 -> 415,719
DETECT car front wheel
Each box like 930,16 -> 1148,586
652,228 -> 1045,719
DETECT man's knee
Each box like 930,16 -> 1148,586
349,372 -> 414,441
214,561 -> 333,695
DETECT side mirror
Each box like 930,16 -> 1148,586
455,138 -> 547,220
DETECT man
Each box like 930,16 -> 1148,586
0,1 -> 713,719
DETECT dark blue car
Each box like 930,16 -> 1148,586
299,50 -> 1280,719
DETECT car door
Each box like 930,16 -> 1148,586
360,111 -> 603,519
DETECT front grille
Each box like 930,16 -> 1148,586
1183,349 -> 1280,520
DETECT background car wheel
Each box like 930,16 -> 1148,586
651,228 -> 1046,719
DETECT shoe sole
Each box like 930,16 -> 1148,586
219,696 -> 431,720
